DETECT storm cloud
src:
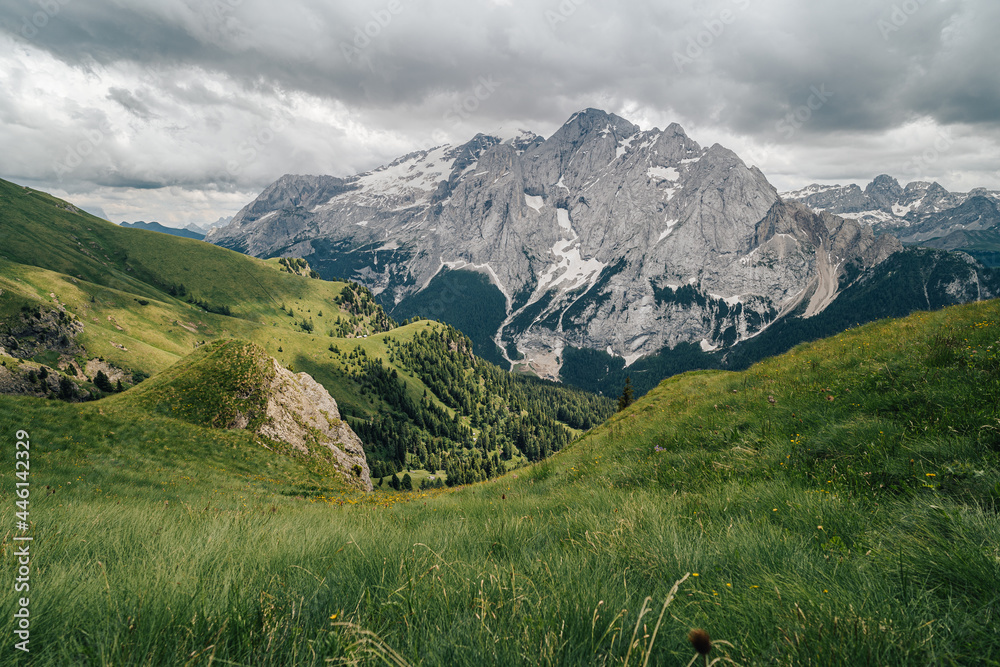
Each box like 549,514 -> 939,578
0,0 -> 997,225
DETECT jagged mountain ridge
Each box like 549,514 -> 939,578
209,109 -> 900,379
783,176 -> 1000,263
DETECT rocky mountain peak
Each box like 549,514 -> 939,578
210,109 -> 906,379
562,108 -> 638,136
865,174 -> 904,211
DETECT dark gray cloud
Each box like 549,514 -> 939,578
107,87 -> 157,120
0,0 -> 997,225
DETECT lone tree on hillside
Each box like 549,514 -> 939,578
94,370 -> 114,393
617,376 -> 634,412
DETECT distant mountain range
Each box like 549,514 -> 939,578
120,220 -> 206,240
783,176 -> 1000,266
120,217 -> 232,241
207,109 -> 999,392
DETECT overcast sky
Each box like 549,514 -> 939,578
1,0 -> 998,227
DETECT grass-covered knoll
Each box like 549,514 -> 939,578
111,340 -> 276,430
3,299 -> 998,665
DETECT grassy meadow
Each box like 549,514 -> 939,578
0,179 -> 469,425
2,296 -> 999,665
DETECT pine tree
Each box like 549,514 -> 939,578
58,376 -> 76,400
402,473 -> 413,491
617,376 -> 634,412
94,370 -> 114,393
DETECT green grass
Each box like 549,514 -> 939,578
2,299 -> 999,664
0,176 -> 447,424
110,339 -> 276,430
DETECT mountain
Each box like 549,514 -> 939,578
208,109 -> 906,381
185,216 -> 232,235
784,176 -> 1000,266
120,219 -> 206,240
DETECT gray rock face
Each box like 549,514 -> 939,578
259,360 -> 372,492
900,196 -> 1000,245
864,175 -> 904,212
783,175 -> 1000,236
209,109 -> 901,379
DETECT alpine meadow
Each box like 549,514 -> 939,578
3,1 -> 1000,664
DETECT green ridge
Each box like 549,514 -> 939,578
2,297 -> 998,664
0,177 -> 611,479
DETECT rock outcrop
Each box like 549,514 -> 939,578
259,359 -> 372,491
122,340 -> 373,491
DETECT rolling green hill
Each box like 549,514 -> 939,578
1,291 -> 998,664
0,178 -> 612,479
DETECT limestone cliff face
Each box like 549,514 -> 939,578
258,360 -> 372,491
208,109 -> 903,379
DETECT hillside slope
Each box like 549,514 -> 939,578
2,297 -> 997,664
0,178 -> 612,478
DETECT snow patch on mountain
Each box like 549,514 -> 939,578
647,166 -> 680,181
355,145 -> 455,201
540,209 -> 605,294
657,219 -> 680,243
616,134 -> 638,161
556,208 -> 572,233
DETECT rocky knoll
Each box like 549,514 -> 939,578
123,340 -> 372,491
259,359 -> 371,491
